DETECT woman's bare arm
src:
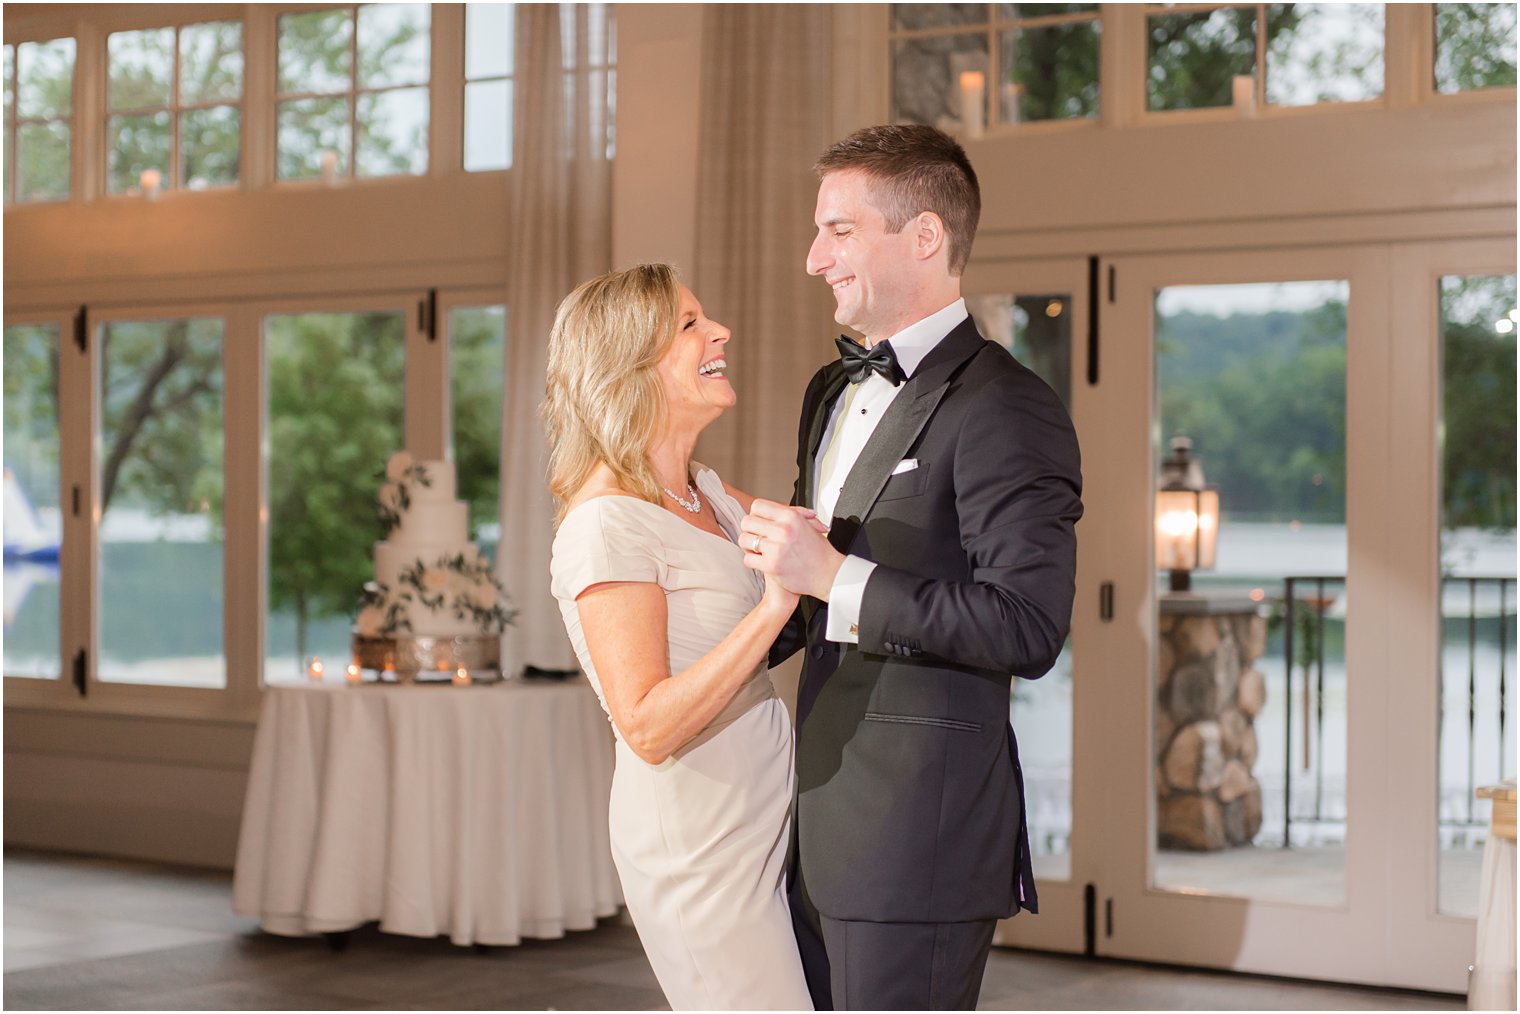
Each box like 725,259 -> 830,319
576,578 -> 796,764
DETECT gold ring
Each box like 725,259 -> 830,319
747,533 -> 764,553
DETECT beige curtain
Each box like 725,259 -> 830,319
691,4 -> 840,504
498,4 -> 614,674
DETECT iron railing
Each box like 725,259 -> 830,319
1277,574 -> 1514,847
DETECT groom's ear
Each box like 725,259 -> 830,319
912,211 -> 947,263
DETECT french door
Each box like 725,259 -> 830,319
977,240 -> 1514,993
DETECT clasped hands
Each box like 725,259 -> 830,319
739,500 -> 843,602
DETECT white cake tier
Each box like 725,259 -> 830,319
393,597 -> 483,639
408,462 -> 456,502
392,499 -> 468,545
374,542 -> 482,593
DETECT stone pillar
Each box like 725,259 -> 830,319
1156,593 -> 1268,851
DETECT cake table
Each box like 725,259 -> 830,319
232,678 -> 622,947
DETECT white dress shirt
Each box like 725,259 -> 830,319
817,298 -> 968,643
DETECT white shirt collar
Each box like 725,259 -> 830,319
870,298 -> 967,379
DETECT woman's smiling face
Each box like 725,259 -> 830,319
656,285 -> 735,428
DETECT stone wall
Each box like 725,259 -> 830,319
1156,595 -> 1269,851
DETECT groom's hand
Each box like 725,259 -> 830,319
740,500 -> 843,601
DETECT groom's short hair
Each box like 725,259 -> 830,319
814,124 -> 981,276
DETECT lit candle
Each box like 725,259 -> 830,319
959,71 -> 985,140
1232,74 -> 1256,116
453,666 -> 471,687
319,149 -> 338,186
345,661 -> 362,684
1000,81 -> 1023,125
307,657 -> 325,681
139,168 -> 162,199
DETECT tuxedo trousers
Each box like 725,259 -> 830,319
790,867 -> 996,1010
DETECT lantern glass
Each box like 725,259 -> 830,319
1155,488 -> 1201,570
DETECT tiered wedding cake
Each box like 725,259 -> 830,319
354,452 -> 512,650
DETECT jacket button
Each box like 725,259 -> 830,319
811,644 -> 825,660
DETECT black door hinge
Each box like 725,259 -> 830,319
420,289 -> 438,342
73,304 -> 87,353
72,648 -> 87,697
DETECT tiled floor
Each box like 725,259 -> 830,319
4,850 -> 1464,1011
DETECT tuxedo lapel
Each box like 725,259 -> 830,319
827,319 -> 986,553
800,364 -> 848,512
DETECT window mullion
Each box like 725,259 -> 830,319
432,1 -> 463,176
348,4 -> 359,177
77,20 -> 104,201
243,5 -> 275,189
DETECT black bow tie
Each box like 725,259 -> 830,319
835,336 -> 905,387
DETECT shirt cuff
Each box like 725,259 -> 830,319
825,555 -> 877,644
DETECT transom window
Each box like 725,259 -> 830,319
1435,2 -> 1518,93
890,4 -> 1101,131
3,37 -> 75,204
106,21 -> 244,195
276,4 -> 431,182
464,2 -> 514,172
1145,4 -> 1385,114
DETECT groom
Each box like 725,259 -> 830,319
740,125 -> 1083,1010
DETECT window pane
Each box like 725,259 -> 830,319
892,34 -> 990,128
181,106 -> 240,189
3,323 -> 63,680
464,79 -> 510,171
358,4 -> 431,89
450,306 -> 506,554
356,87 -> 427,177
466,2 -> 514,80
277,96 -> 350,180
278,8 -> 352,95
107,111 -> 172,194
1435,3 -> 1519,93
1154,281 -> 1350,907
16,120 -> 70,203
180,20 -> 244,105
264,312 -> 405,684
1265,4 -> 1383,107
999,20 -> 1100,124
4,45 -> 14,121
1147,7 -> 1257,112
894,4 -> 989,30
999,3 -> 1098,17
98,319 -> 225,688
108,28 -> 173,111
968,292 -> 1074,880
17,38 -> 74,119
1436,274 -> 1517,917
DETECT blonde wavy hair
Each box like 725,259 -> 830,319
544,263 -> 682,525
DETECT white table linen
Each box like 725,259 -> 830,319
232,679 -> 622,946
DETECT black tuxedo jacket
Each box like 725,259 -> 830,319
774,316 -> 1083,925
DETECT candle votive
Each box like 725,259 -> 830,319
345,662 -> 362,684
453,666 -> 472,687
958,71 -> 986,140
139,168 -> 162,199
319,149 -> 339,186
1232,74 -> 1256,116
307,657 -> 325,681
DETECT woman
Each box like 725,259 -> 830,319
545,264 -> 813,1010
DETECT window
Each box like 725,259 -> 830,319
3,323 -> 63,679
1147,4 -> 1384,114
4,37 -> 75,203
450,305 -> 507,551
464,3 -> 513,171
890,4 -> 1100,130
1435,3 -> 1518,93
106,21 -> 243,194
276,4 -> 431,181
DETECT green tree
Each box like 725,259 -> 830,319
449,307 -> 506,540
266,313 -> 404,667
1441,277 -> 1518,530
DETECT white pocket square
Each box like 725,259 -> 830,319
891,458 -> 919,476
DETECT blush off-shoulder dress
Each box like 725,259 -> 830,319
549,466 -> 812,1011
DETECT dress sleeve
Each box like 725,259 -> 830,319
551,498 -> 666,602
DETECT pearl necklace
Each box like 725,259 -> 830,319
663,481 -> 702,514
